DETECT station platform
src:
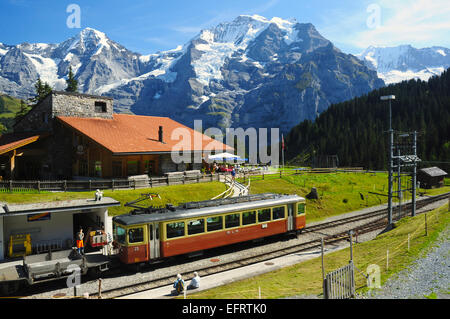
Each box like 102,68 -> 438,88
118,244 -> 345,299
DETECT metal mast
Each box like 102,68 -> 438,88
381,95 -> 395,227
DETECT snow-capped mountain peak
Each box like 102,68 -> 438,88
189,15 -> 306,85
58,27 -> 116,57
357,44 -> 450,84
203,15 -> 300,46
0,15 -> 385,134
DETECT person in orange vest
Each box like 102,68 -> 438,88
76,228 -> 85,255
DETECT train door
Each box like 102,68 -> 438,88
148,223 -> 160,260
287,204 -> 295,231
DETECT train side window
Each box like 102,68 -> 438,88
297,203 -> 305,215
242,211 -> 256,225
115,225 -> 126,244
166,222 -> 185,239
207,216 -> 223,232
128,227 -> 144,243
258,208 -> 271,222
273,206 -> 285,220
150,224 -> 153,241
188,218 -> 205,235
225,213 -> 240,228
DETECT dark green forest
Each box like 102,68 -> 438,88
286,68 -> 450,170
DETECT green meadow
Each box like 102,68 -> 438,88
244,172 -> 450,222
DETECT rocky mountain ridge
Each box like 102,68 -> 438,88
0,15 -> 384,132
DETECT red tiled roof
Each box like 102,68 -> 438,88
0,133 -> 45,155
57,114 -> 232,154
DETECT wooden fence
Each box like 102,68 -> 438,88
0,173 -> 222,193
0,167 -> 370,193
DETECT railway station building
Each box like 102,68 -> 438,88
0,196 -> 120,261
0,91 -> 232,180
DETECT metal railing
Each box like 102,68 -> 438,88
34,239 -> 64,254
211,175 -> 235,199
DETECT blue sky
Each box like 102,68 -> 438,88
1,0 -> 449,55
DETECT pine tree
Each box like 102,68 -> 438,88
65,66 -> 78,93
286,67 -> 450,171
28,78 -> 52,104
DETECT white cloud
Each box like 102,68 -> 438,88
352,0 -> 450,48
319,0 -> 450,51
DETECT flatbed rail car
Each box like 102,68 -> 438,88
0,250 -> 111,295
113,193 -> 306,264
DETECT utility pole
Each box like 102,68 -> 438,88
397,148 -> 402,218
381,95 -> 395,227
412,131 -> 417,216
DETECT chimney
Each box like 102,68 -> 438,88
158,126 -> 164,143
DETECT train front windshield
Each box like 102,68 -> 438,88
114,224 -> 127,244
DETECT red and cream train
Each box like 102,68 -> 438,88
112,193 -> 306,264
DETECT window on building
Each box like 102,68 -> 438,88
127,160 -> 139,176
225,213 -> 240,228
94,161 -> 102,177
144,160 -> 155,176
258,208 -> 271,222
273,206 -> 286,220
128,227 -> 144,243
187,219 -> 205,235
242,211 -> 256,225
207,216 -> 223,232
166,222 -> 185,239
95,101 -> 107,113
112,161 -> 122,177
79,160 -> 88,176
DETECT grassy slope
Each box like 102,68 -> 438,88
0,94 -> 22,119
245,172 -> 450,222
0,94 -> 25,133
188,203 -> 450,299
246,172 -> 388,222
0,182 -> 227,216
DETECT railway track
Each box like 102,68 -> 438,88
305,192 -> 449,233
85,192 -> 448,299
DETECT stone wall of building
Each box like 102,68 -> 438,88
52,92 -> 113,119
13,94 -> 53,132
14,91 -> 113,133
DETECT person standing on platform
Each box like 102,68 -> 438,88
76,228 -> 85,255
